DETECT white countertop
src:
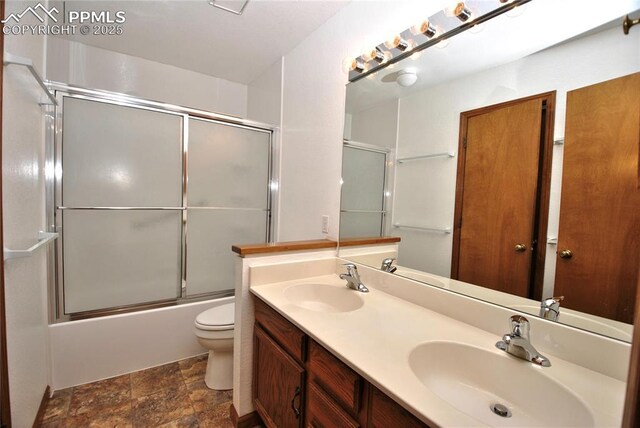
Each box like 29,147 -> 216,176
250,274 -> 626,427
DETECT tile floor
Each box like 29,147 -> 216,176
38,354 -> 234,428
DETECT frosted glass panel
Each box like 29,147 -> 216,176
63,210 -> 182,313
63,97 -> 183,207
339,212 -> 384,238
341,147 -> 386,211
186,209 -> 267,296
188,119 -> 270,208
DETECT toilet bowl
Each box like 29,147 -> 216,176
194,301 -> 234,390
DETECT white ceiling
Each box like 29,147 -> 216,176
53,0 -> 350,84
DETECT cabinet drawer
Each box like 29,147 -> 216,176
254,297 -> 307,363
307,382 -> 360,428
369,387 -> 429,428
308,340 -> 362,415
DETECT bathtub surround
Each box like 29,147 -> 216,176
2,1 -> 50,425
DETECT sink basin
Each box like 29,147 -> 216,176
408,341 -> 594,427
511,304 -> 632,342
283,283 -> 364,313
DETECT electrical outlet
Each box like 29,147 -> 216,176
321,215 -> 329,234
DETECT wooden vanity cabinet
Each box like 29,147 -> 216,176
252,297 -> 430,428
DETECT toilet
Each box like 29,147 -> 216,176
194,301 -> 235,390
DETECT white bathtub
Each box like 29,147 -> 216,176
49,296 -> 233,390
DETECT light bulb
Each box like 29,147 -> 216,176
410,20 -> 437,38
384,35 -> 409,51
364,47 -> 386,63
342,58 -> 365,74
444,1 -> 472,22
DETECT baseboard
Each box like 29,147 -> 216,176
230,403 -> 262,428
32,386 -> 51,428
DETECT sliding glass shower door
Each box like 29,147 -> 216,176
56,92 -> 272,318
186,118 -> 270,297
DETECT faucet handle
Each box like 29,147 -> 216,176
541,296 -> 564,308
509,315 -> 530,339
343,263 -> 357,275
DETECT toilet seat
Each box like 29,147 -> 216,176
195,302 -> 234,331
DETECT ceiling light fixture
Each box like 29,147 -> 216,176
396,70 -> 418,87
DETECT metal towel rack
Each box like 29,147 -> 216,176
394,224 -> 452,234
3,53 -> 57,106
4,231 -> 59,261
397,152 -> 455,164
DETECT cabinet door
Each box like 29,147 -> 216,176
254,325 -> 305,428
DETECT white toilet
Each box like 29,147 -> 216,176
194,301 -> 235,390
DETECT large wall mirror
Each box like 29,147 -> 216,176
339,0 -> 640,342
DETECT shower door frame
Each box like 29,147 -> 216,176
46,83 -> 278,322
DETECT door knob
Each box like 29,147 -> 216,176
559,249 -> 573,259
514,244 -> 527,252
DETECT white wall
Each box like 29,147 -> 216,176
47,38 -> 248,117
393,26 -> 640,292
278,0 -> 445,241
247,58 -> 283,126
247,58 -> 284,239
2,2 -> 50,425
350,100 -> 399,149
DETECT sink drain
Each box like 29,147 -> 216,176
490,403 -> 512,418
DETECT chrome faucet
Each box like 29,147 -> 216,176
539,296 -> 564,321
339,264 -> 369,293
380,257 -> 397,273
495,315 -> 551,367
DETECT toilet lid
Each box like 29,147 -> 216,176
195,302 -> 234,331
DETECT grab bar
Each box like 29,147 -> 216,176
397,152 -> 455,163
3,53 -> 58,106
4,231 -> 59,261
394,224 -> 452,234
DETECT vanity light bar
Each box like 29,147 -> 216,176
346,0 -> 530,82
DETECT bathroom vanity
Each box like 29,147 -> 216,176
253,297 -> 426,428
242,258 -> 628,428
